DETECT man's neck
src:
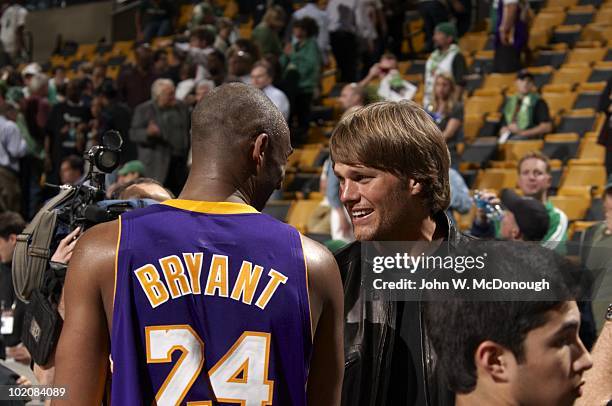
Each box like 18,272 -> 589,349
456,388 -> 516,406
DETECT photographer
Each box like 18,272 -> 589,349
0,212 -> 29,366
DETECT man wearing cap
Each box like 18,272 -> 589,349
117,160 -> 145,185
423,22 -> 467,108
499,71 -> 552,141
498,188 -> 549,242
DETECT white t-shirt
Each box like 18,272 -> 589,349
263,85 -> 290,121
326,0 -> 357,33
355,0 -> 382,41
294,3 -> 330,54
1,5 -> 27,54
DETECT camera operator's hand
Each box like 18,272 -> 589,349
51,227 -> 81,264
16,376 -> 31,386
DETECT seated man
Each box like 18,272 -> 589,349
471,152 -> 568,252
358,52 -> 416,102
117,160 -> 145,185
499,71 -> 552,141
425,241 -> 593,406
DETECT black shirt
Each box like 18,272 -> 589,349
500,98 -> 551,128
0,262 -> 25,347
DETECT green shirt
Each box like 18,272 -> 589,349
251,23 -> 282,57
494,200 -> 568,253
280,38 -> 321,94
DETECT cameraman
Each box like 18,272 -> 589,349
0,212 -> 29,365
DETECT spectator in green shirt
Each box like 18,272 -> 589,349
281,16 -> 321,145
471,151 -> 568,252
251,5 -> 286,58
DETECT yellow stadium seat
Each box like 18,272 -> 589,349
298,144 -> 325,169
542,92 -> 578,118
75,43 -> 96,60
551,67 -> 592,85
465,95 -> 504,116
475,168 -> 518,190
567,47 -> 607,64
549,195 -> 591,221
459,32 -> 488,54
483,73 -> 516,90
463,114 -> 484,140
541,83 -> 573,93
558,185 -> 593,198
473,88 -> 500,97
553,0 -> 578,7
545,132 -> 580,142
321,70 -> 336,96
107,65 -> 120,80
502,140 -> 544,161
111,40 -> 134,56
561,164 -> 606,192
489,160 -> 518,169
178,4 -> 194,28
594,7 -> 612,23
579,139 -> 605,163
224,0 -> 238,18
577,82 -> 607,92
287,198 -> 324,233
529,29 -> 550,50
533,11 -> 566,32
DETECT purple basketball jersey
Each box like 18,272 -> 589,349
110,200 -> 312,405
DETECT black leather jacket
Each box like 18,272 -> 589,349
335,212 -> 471,406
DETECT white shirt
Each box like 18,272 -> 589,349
263,85 -> 290,121
0,5 -> 27,54
175,79 -> 195,101
326,0 -> 357,33
0,115 -> 26,172
355,0 -> 382,41
293,3 -> 330,54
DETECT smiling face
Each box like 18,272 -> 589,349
510,301 -> 592,406
333,162 -> 417,241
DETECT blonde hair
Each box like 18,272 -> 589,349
431,72 -> 457,116
330,100 -> 451,214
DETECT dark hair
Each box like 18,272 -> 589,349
153,49 -> 168,63
252,60 -> 274,79
191,26 -> 216,46
191,82 -> 287,155
424,241 -> 582,394
0,211 -> 26,239
294,16 -> 319,38
61,154 -> 84,173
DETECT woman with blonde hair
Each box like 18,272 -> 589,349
426,72 -> 463,167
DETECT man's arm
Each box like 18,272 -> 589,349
576,320 -> 612,405
302,236 -> 344,406
51,221 -> 118,405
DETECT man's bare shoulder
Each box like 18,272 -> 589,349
301,235 -> 340,283
69,220 -> 120,280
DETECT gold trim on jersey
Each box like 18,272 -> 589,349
161,199 -> 259,214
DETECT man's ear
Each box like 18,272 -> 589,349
474,340 -> 515,385
252,133 -> 269,167
408,178 -> 422,196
